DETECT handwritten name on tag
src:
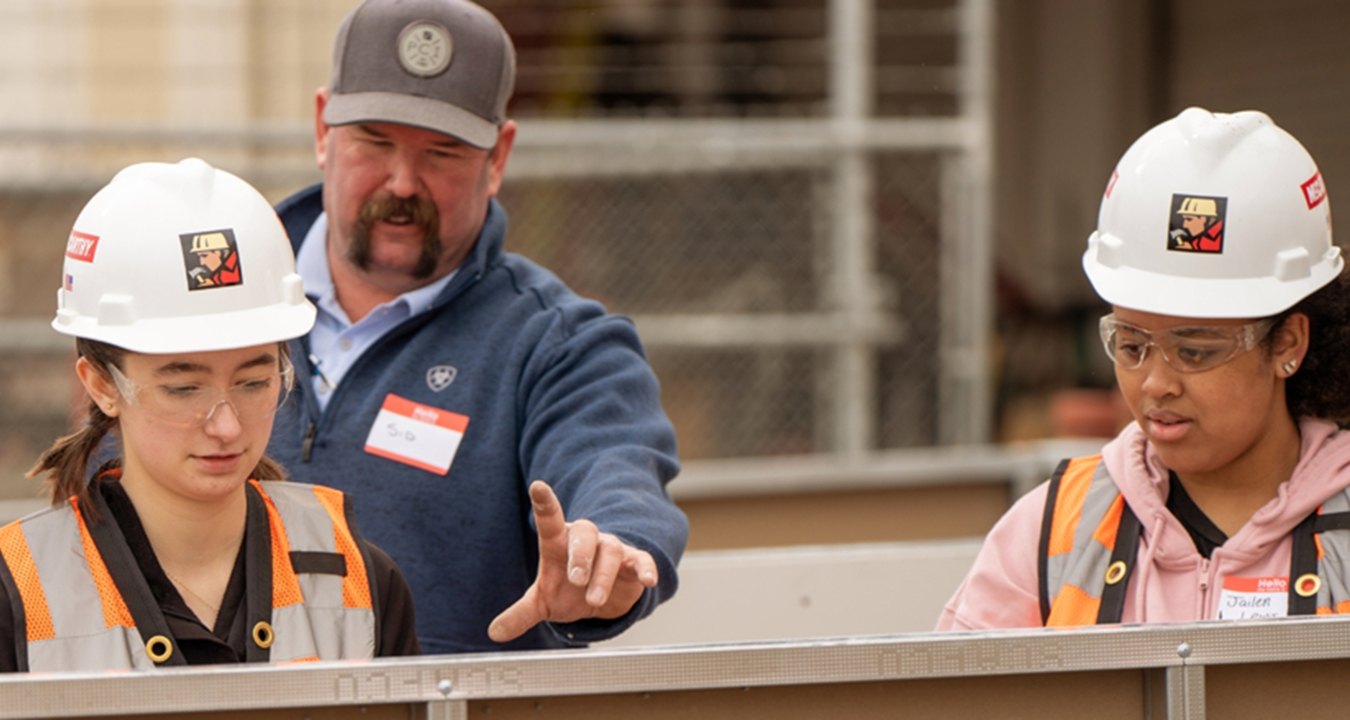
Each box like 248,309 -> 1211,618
1218,576 -> 1288,620
363,394 -> 469,475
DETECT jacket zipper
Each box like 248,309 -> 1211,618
301,421 -> 316,463
1198,557 -> 1211,617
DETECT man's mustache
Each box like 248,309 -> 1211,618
349,195 -> 442,279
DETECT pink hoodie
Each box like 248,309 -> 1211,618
937,418 -> 1350,630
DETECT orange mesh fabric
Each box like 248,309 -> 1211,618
1047,456 -> 1102,557
0,522 -> 54,642
252,481 -> 303,608
70,499 -> 133,629
310,486 -> 372,610
1046,584 -> 1101,627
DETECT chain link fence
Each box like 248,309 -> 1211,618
0,0 -> 990,499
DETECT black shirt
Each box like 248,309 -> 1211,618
0,479 -> 419,671
1167,471 -> 1229,559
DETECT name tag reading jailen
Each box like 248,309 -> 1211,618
364,394 -> 469,475
1217,576 -> 1289,620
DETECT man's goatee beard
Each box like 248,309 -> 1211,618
350,195 -> 441,279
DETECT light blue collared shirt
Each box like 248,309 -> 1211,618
297,213 -> 456,411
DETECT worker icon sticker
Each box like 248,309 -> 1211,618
180,229 -> 244,290
1167,194 -> 1227,253
364,393 -> 469,475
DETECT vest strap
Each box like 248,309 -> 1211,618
290,551 -> 347,576
82,490 -> 187,667
0,538 -> 28,672
243,485 -> 275,663
1038,459 -> 1072,625
1312,512 -> 1350,533
1289,510 -> 1321,615
1096,501 -> 1141,624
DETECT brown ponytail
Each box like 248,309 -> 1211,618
251,455 -> 290,482
26,399 -> 118,508
26,338 -> 126,509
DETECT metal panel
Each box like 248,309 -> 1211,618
2,618 -> 1350,717
1166,663 -> 1206,720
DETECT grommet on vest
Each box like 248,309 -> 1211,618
1295,573 -> 1322,598
1104,560 -> 1129,586
145,635 -> 174,664
252,621 -> 275,649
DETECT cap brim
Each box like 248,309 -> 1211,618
324,92 -> 500,150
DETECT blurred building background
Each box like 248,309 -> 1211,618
0,0 -> 1346,510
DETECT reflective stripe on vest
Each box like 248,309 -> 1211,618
1039,456 -> 1350,625
252,480 -> 375,662
1303,491 -> 1350,615
1039,455 -> 1127,626
0,481 -> 376,671
0,500 -> 142,670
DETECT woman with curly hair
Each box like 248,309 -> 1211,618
940,107 -> 1350,629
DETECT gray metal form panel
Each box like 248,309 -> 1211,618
1,618 -> 1349,718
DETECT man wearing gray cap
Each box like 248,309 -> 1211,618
268,0 -> 688,654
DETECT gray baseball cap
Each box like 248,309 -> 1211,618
323,0 -> 516,149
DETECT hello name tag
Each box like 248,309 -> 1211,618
1217,576 -> 1289,620
363,394 -> 468,475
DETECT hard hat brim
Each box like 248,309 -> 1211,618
1083,238 -> 1343,319
52,301 -> 316,354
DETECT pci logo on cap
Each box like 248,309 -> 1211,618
399,21 -> 453,77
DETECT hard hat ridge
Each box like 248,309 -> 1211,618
1174,107 -> 1270,170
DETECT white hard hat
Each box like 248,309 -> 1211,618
53,158 -> 316,353
1083,107 -> 1342,318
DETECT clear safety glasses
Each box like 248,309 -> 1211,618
108,360 -> 294,429
1098,314 -> 1276,374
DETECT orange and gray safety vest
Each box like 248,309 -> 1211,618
0,479 -> 376,671
1038,455 -> 1350,626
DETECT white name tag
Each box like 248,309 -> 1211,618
1217,576 -> 1289,620
363,394 -> 469,475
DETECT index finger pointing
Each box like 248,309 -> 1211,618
529,480 -> 569,557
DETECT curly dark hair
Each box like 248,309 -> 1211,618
1273,271 -> 1350,421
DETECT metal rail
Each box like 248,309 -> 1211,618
2,617 -> 1350,718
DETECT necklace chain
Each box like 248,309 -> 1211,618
164,569 -> 222,615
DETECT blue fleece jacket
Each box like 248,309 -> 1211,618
269,185 -> 688,654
